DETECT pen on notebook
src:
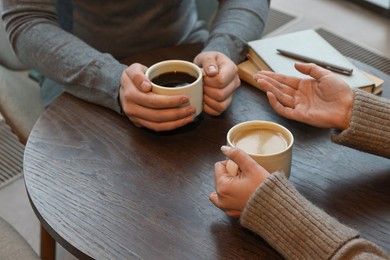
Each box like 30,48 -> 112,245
276,49 -> 353,76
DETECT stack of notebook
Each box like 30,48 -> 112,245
239,29 -> 384,95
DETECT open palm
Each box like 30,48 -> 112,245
254,63 -> 354,129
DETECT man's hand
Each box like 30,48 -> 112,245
194,51 -> 240,116
119,63 -> 196,131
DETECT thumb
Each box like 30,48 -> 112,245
294,63 -> 332,80
139,78 -> 152,93
221,146 -> 262,174
138,79 -> 152,93
202,58 -> 219,76
124,63 -> 152,93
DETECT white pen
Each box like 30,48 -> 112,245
277,49 -> 353,76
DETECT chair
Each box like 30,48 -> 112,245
0,216 -> 40,260
0,9 -> 56,260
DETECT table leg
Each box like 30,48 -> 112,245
40,224 -> 56,260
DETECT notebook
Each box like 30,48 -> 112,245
245,29 -> 375,93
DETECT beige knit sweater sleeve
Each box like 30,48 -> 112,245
240,173 -> 389,259
240,90 -> 390,259
331,89 -> 390,159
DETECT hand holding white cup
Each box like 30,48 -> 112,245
145,60 -> 203,117
226,120 -> 294,178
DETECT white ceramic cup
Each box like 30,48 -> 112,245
145,60 -> 203,117
226,120 -> 294,178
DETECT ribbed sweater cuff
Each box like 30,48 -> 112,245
240,173 -> 359,259
331,89 -> 390,158
203,34 -> 246,64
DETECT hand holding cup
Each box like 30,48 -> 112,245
226,120 -> 294,178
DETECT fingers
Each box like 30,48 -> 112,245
194,51 -> 221,77
194,51 -> 240,116
122,93 -> 197,131
212,161 -> 238,213
203,94 -> 233,116
132,114 -> 195,131
254,63 -> 332,87
294,63 -> 333,80
201,56 -> 219,77
123,63 -> 152,92
203,74 -> 239,96
209,191 -> 219,207
133,91 -> 193,110
255,70 -> 302,90
256,77 -> 295,108
213,160 -> 229,189
254,72 -> 293,93
221,146 -> 264,174
209,192 -> 241,218
266,91 -> 296,120
130,102 -> 195,121
211,162 -> 243,219
120,65 -> 198,131
202,70 -> 240,116
211,146 -> 270,218
226,160 -> 239,176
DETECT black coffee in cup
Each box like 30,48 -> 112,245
146,60 -> 203,119
151,71 -> 197,88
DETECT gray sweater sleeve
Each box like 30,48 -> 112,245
202,0 -> 270,64
241,173 -> 390,259
331,89 -> 390,159
1,0 -> 127,113
2,0 -> 269,112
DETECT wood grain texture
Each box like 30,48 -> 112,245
23,45 -> 390,259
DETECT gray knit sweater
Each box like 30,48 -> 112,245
1,0 -> 269,112
241,90 -> 390,259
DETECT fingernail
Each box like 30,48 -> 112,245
181,97 -> 190,104
187,108 -> 196,115
207,65 -> 217,73
221,145 -> 231,152
140,81 -> 151,91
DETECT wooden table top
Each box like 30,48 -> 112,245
24,45 -> 390,259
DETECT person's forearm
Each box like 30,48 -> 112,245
331,89 -> 390,159
203,0 -> 270,64
2,0 -> 127,113
240,173 -> 389,259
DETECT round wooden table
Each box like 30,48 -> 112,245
24,46 -> 390,259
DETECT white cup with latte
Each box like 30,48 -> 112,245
226,120 -> 294,178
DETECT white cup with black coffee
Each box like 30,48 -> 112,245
226,120 -> 294,178
145,60 -> 203,117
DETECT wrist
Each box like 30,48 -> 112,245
338,90 -> 354,130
